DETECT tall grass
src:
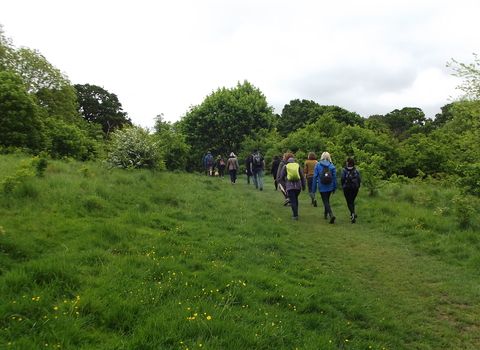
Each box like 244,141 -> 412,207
1,155 -> 479,349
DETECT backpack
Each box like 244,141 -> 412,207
285,162 -> 300,181
320,165 -> 333,184
219,159 -> 226,167
344,168 -> 360,189
252,153 -> 263,167
206,154 -> 214,166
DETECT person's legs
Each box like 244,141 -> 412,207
320,191 -> 335,222
233,170 -> 237,183
273,174 -> 278,190
344,188 -> 358,222
258,169 -> 263,189
307,177 -> 316,206
252,170 -> 258,188
229,170 -> 235,184
288,189 -> 300,218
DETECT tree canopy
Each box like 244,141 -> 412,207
179,80 -> 275,170
74,84 -> 131,139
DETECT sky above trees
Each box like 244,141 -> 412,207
1,0 -> 478,127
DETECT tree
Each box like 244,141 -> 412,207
43,118 -> 97,160
74,84 -> 131,139
153,114 -> 190,172
179,80 -> 275,171
35,85 -> 80,122
278,100 -> 364,138
383,107 -> 426,139
447,53 -> 480,99
0,71 -> 44,150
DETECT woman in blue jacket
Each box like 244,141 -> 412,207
312,152 -> 338,223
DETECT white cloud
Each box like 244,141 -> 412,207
1,0 -> 478,127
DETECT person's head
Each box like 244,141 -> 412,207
246,153 -> 251,159
274,155 -> 280,161
346,157 -> 355,167
308,152 -> 316,160
230,152 -> 235,157
207,151 -> 211,154
253,148 -> 258,153
321,152 -> 332,163
285,152 -> 294,160
218,155 -> 222,159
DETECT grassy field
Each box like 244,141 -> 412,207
1,154 -> 479,349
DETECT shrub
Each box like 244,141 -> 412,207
103,126 -> 165,170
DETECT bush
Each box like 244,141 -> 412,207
103,126 -> 165,170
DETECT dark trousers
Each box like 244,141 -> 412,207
229,169 -> 237,183
287,189 -> 301,217
320,191 -> 333,215
273,174 -> 278,190
343,188 -> 359,214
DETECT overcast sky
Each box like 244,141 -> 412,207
2,0 -> 479,128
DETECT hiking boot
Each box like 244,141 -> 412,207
283,198 -> 290,206
313,199 -> 317,207
324,213 -> 328,220
351,213 -> 357,223
260,187 -> 263,191
329,214 -> 336,224
292,216 -> 298,221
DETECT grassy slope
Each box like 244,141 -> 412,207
0,155 -> 479,349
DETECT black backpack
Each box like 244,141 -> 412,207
320,165 -> 333,184
344,168 -> 360,189
252,153 -> 263,167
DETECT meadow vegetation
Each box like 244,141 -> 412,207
1,154 -> 479,349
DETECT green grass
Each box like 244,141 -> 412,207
1,155 -> 479,349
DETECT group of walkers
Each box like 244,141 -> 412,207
204,149 -> 361,223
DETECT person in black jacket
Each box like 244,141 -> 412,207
271,155 -> 281,190
340,157 -> 362,223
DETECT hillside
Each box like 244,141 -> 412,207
1,155 -> 479,349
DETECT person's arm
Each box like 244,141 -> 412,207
312,164 -> 319,193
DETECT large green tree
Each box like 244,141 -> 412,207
278,99 -> 364,137
74,84 -> 131,139
179,80 -> 275,171
382,107 -> 426,139
0,71 -> 44,150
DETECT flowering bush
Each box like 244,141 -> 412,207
104,126 -> 165,170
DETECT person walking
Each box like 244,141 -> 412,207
216,155 -> 226,178
271,155 -> 281,191
204,151 -> 215,176
250,148 -> 265,190
245,154 -> 254,185
276,153 -> 290,206
304,152 -> 318,207
312,152 -> 338,223
279,153 -> 306,220
341,157 -> 361,223
226,152 -> 239,184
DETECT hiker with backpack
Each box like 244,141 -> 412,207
312,152 -> 338,223
276,153 -> 290,206
341,157 -> 361,223
216,155 -> 226,178
204,151 -> 215,176
279,153 -> 306,221
250,148 -> 265,190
